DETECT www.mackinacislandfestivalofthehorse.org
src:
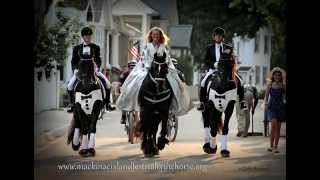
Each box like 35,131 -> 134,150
57,160 -> 208,173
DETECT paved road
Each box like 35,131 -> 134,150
34,101 -> 286,180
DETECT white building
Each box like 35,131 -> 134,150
38,0 -> 186,110
45,0 -> 180,81
111,0 -> 159,68
233,27 -> 272,91
45,0 -> 114,85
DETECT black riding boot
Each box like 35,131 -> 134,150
120,111 -> 126,124
197,87 -> 206,111
67,90 -> 75,113
105,88 -> 115,111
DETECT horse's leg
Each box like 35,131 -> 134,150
87,101 -> 103,157
152,111 -> 160,155
75,104 -> 89,157
220,101 -> 235,157
157,109 -> 169,151
139,109 -> 146,151
71,112 -> 81,151
202,101 -> 218,154
210,106 -> 222,152
140,108 -> 153,156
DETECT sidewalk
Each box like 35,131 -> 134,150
34,108 -> 72,151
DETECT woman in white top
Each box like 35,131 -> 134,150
116,27 -> 190,116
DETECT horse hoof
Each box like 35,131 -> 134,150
144,152 -> 155,158
79,149 -> 89,157
203,143 -> 217,154
154,148 -> 159,155
236,132 -> 242,137
220,149 -> 230,157
87,148 -> 96,157
72,143 -> 80,151
157,137 -> 169,150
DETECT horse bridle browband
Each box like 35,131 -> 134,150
153,60 -> 167,65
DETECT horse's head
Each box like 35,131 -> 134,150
76,59 -> 96,87
150,49 -> 168,79
216,53 -> 236,81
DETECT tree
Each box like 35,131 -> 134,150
177,0 -> 287,69
229,0 -> 287,69
34,11 -> 83,68
176,55 -> 194,85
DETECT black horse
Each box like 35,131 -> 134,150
201,53 -> 238,157
67,60 -> 105,157
138,51 -> 173,157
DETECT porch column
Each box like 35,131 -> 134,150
111,32 -> 120,66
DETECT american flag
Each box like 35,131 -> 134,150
129,41 -> 140,62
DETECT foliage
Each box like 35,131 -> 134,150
176,0 -> 287,69
175,54 -> 194,85
34,11 -> 83,68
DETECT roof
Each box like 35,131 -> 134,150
168,25 -> 193,48
112,0 -> 159,15
142,0 -> 178,24
92,0 -> 103,22
56,0 -> 89,10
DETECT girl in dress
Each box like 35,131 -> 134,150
116,27 -> 190,116
264,67 -> 286,153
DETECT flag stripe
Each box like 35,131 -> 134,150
129,47 -> 139,59
129,42 -> 141,62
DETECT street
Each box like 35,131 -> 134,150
34,101 -> 286,180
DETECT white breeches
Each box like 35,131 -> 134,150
67,69 -> 111,91
201,69 -> 216,87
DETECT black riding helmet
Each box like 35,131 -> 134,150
213,27 -> 225,37
81,27 -> 93,36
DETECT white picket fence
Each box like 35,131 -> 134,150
34,67 -> 60,114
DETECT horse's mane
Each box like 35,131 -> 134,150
230,55 -> 237,82
218,54 -> 237,82
79,60 -> 95,75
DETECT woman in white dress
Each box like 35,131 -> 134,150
116,26 -> 190,116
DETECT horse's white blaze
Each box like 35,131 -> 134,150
208,88 -> 237,112
75,89 -> 103,115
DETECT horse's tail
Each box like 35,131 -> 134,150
67,116 -> 76,145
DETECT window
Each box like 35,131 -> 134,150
262,66 -> 268,85
109,34 -> 112,63
57,64 -> 63,81
87,5 -> 93,22
152,15 -> 161,20
151,21 -> 160,28
264,35 -> 269,54
255,66 -> 260,85
237,42 -> 240,56
254,33 -> 260,53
